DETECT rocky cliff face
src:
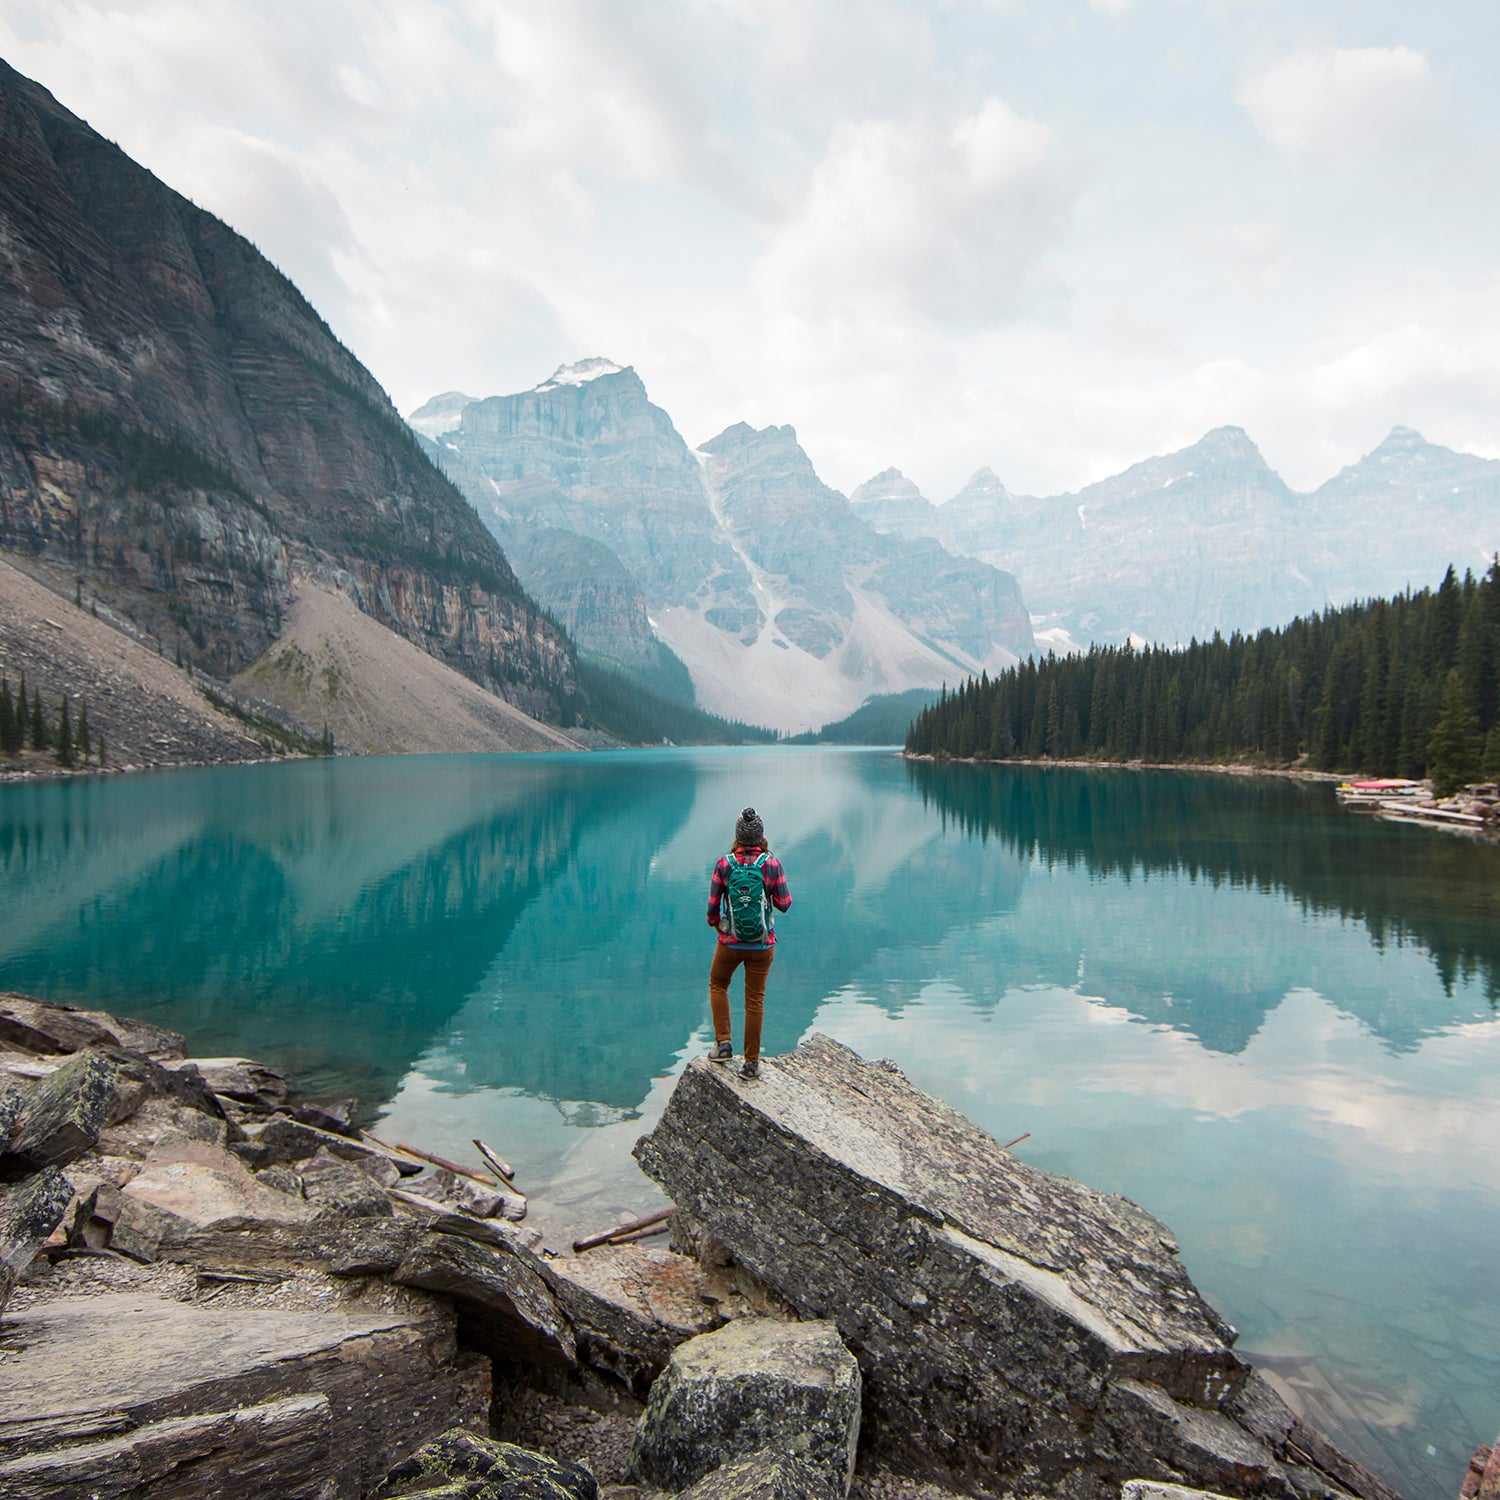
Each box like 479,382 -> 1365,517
0,61 -> 574,722
418,363 -> 1034,732
853,426 -> 1500,651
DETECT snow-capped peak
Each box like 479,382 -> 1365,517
534,357 -> 625,392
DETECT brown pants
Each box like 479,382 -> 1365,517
709,944 -> 774,1064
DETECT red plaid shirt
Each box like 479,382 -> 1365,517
708,846 -> 793,947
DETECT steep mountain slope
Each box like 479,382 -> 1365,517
854,426 -> 1500,649
233,580 -> 580,754
415,362 -> 1034,731
0,60 -> 574,735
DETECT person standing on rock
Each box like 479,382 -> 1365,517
706,807 -> 792,1080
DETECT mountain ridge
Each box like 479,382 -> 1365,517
412,363 -> 1034,732
0,57 -> 577,758
852,423 -> 1500,649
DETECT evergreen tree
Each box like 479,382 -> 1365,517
30,687 -> 47,751
56,696 -> 74,767
1482,726 -> 1500,784
77,700 -> 91,763
905,562 -> 1500,779
0,675 -> 13,755
97,731 -> 106,767
1426,671 -> 1481,796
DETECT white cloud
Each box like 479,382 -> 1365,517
2,3 -> 1497,507
1238,45 -> 1441,170
754,99 -> 1075,329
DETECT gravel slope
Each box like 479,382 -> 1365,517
233,578 -> 581,755
0,554 -> 262,772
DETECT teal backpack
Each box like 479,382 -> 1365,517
723,852 -> 772,943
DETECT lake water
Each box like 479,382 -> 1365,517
2,747 -> 1497,1499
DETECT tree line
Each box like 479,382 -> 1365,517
906,562 -> 1500,795
0,672 -> 105,768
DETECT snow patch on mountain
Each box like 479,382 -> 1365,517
535,357 -> 625,391
653,586 -> 1016,734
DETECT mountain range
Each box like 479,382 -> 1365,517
852,426 -> 1500,651
7,48 -> 1499,758
410,363 -> 1034,732
0,58 -> 578,762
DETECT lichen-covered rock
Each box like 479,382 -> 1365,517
677,1449 -> 837,1500
628,1317 -> 861,1497
2,1052 -> 118,1176
0,1167 -> 73,1316
372,1429 -> 598,1500
634,1036 -> 1397,1500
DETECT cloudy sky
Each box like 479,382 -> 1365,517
3,1 -> 1497,499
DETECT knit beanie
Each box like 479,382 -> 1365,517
735,806 -> 765,846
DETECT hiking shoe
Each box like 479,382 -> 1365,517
709,1040 -> 734,1064
740,1059 -> 760,1080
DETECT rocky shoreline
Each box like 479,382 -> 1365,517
0,992 -> 1477,1500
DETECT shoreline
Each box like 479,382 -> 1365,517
902,749 -> 1348,781
0,992 -> 1419,1500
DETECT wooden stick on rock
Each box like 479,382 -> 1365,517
573,1206 -> 676,1253
472,1138 -> 516,1185
392,1141 -> 497,1187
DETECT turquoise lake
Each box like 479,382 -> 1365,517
2,746 -> 1497,1499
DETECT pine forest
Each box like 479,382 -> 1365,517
906,562 -> 1500,795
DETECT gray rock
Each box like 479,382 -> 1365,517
300,1148 -> 396,1218
1122,1483 -> 1236,1500
95,1091 -> 229,1160
0,1167 -> 73,1317
0,1289 -> 489,1499
2,1052 -> 118,1175
241,1113 -> 422,1174
393,1221 -> 576,1369
628,1318 -> 861,1497
0,1392 -> 337,1498
403,1163 -> 526,1221
372,1428 -> 599,1500
677,1449 -> 837,1500
633,1036 -> 1394,1500
295,1097 -> 356,1135
0,993 -> 185,1060
543,1242 -> 725,1396
108,1139 -> 318,1260
173,1055 -> 289,1113
102,1049 -> 226,1129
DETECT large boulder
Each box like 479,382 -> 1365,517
371,1429 -> 598,1500
393,1215 -> 576,1369
108,1139 -> 318,1260
1,1053 -> 119,1176
0,994 -> 185,1060
627,1317 -> 861,1497
634,1037 -> 1400,1500
542,1242 -> 725,1395
0,1288 -> 489,1499
678,1449 -> 837,1500
0,1167 -> 73,1317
